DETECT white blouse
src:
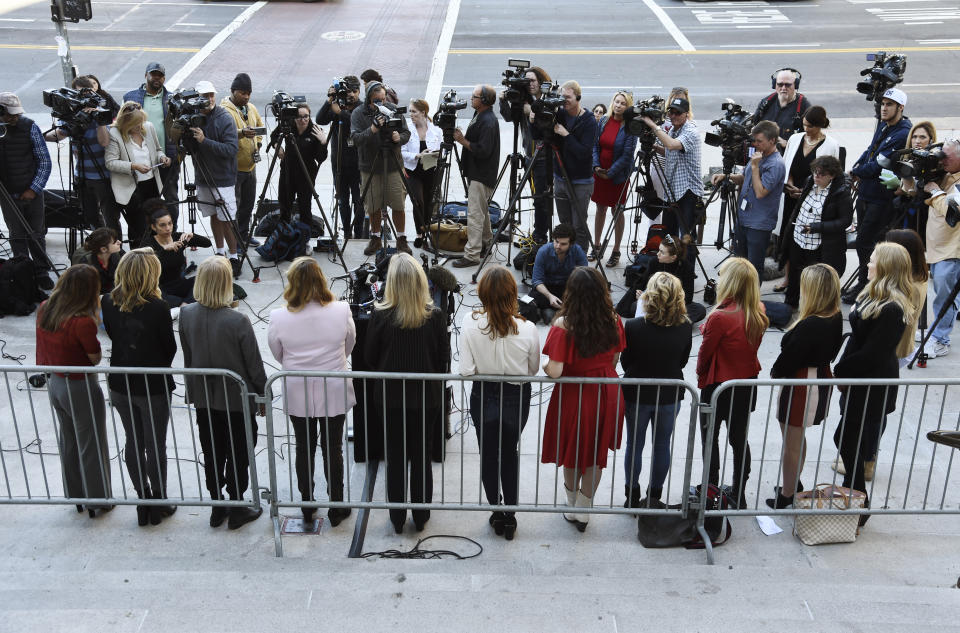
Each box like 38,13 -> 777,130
459,313 -> 541,383
127,140 -> 153,182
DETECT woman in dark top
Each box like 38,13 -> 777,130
142,200 -> 211,307
590,91 -> 638,267
269,103 -> 328,226
766,264 -> 844,509
101,248 -> 178,526
833,243 -> 915,525
620,272 -> 692,509
401,99 -> 442,243
35,264 -> 113,517
364,253 -> 450,534
79,227 -> 123,293
620,234 -> 705,323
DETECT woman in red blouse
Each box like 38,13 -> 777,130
590,91 -> 638,267
696,257 -> 769,508
35,264 -> 113,516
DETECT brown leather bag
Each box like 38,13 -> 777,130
427,222 -> 468,252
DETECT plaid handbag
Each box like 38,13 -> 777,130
793,484 -> 867,545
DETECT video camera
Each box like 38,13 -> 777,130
501,59 -> 532,105
270,91 -> 305,127
705,100 -> 755,169
856,51 -> 906,102
42,87 -> 112,137
891,143 -> 946,185
374,104 -> 407,138
622,95 -> 665,139
531,82 -> 564,133
433,89 -> 467,132
330,77 -> 353,108
168,89 -> 210,130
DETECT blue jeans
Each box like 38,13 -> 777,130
734,224 -> 771,280
931,259 -> 960,345
623,400 -> 679,491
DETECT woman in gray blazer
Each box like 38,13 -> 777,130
106,101 -> 170,245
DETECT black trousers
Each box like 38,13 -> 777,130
470,382 -> 531,511
406,165 -> 437,235
111,389 -> 170,497
785,242 -> 820,308
78,178 -> 116,229
530,154 -> 552,243
855,198 -> 896,286
833,398 -> 889,500
700,381 -> 757,493
196,408 -> 257,500
235,169 -> 257,239
290,414 -> 346,504
123,178 -> 161,246
663,190 -> 699,268
336,169 -> 364,238
384,406 -> 435,526
158,162 -> 180,227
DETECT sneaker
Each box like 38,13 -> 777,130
396,236 -> 412,255
246,236 -> 261,247
928,341 -> 951,358
230,257 -> 242,278
363,236 -> 382,256
451,257 -> 479,268
305,244 -> 313,256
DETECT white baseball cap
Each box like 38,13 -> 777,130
882,88 -> 907,106
194,80 -> 216,95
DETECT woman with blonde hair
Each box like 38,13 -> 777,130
833,243 -> 915,525
620,272 -> 693,508
460,265 -> 540,539
101,248 -> 177,525
766,264 -> 844,508
364,253 -> 450,533
35,264 -> 112,517
268,257 -> 356,527
179,256 -> 267,530
696,257 -> 769,508
105,100 -> 170,244
590,90 -> 638,266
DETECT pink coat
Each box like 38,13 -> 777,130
268,301 -> 356,417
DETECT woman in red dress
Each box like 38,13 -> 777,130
590,91 -> 638,267
541,266 -> 626,532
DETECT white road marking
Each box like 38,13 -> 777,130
692,9 -> 791,25
848,0 -> 942,3
167,1 -> 267,91
867,7 -> 960,22
0,18 -> 35,22
175,23 -> 206,27
102,51 -> 146,90
644,0 -> 696,52
425,0 -> 461,107
14,59 -> 60,96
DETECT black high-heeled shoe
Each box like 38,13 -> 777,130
137,505 -> 150,527
488,511 -> 506,536
392,520 -> 404,534
764,493 -> 794,509
502,514 -> 517,541
774,480 -> 804,497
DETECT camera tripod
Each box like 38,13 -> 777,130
418,122 -> 465,263
0,179 -> 60,280
356,132 -> 417,256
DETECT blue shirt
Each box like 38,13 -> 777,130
531,242 -> 588,288
69,122 -> 108,181
737,151 -> 786,231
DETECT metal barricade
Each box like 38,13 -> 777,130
0,365 -> 261,516
262,370 -> 701,557
697,377 -> 960,564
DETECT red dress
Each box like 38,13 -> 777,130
591,119 -> 629,207
541,321 -> 626,472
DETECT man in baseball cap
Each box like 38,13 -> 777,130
0,91 -> 54,289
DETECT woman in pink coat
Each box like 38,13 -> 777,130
268,257 -> 356,526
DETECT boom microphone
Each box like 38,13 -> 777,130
427,265 -> 460,293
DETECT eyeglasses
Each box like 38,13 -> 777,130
123,104 -> 141,112
775,82 -> 794,88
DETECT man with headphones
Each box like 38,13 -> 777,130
753,68 -> 811,151
452,84 -> 500,268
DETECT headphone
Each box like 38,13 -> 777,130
480,86 -> 495,106
770,68 -> 802,90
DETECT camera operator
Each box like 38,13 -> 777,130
220,73 -> 264,247
886,121 -> 937,237
350,82 -> 412,256
317,75 -> 363,240
711,120 -> 786,278
451,85 -> 500,268
0,92 -> 53,290
124,63 -> 181,223
641,96 -> 703,264
180,81 -> 241,276
753,68 -> 811,152
844,88 -> 912,302
499,65 -> 553,243
532,80 -> 599,251
267,103 -> 328,229
43,76 -> 115,231
902,138 -> 960,358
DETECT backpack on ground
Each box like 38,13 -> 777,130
255,220 -> 309,262
0,256 -> 47,316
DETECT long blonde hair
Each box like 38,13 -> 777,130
375,253 -> 433,328
716,257 -> 769,345
114,101 -> 147,143
855,243 -> 916,322
111,248 -> 162,312
793,263 -> 840,328
644,272 -> 688,327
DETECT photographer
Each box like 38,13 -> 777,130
350,82 -> 412,256
44,76 -> 115,231
124,63 -> 180,223
641,96 -> 702,262
711,120 -> 786,278
903,138 -> 960,358
753,68 -> 811,151
220,73 -> 264,247
181,81 -> 241,276
317,76 -> 363,240
499,65 -> 553,243
0,91 -> 53,290
452,85 -> 500,268
889,121 -> 937,237
845,88 -> 912,302
268,103 -> 328,229
532,80 -> 599,251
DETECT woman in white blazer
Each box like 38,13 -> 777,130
775,105 -> 841,290
105,101 -> 170,245
401,99 -> 443,243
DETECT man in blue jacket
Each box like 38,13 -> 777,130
522,223 -> 587,323
843,88 -> 912,303
124,63 -> 180,224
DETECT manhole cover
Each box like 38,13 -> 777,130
321,30 -> 366,42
